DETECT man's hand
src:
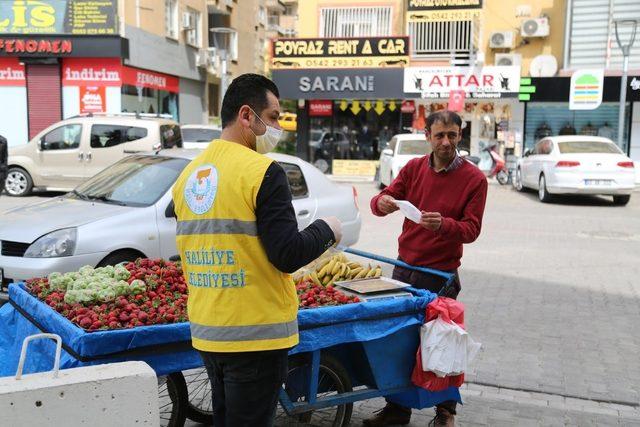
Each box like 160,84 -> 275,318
420,211 -> 442,231
377,195 -> 399,215
321,216 -> 343,244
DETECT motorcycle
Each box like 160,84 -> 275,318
484,144 -> 509,185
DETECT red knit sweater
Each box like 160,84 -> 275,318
370,156 -> 488,270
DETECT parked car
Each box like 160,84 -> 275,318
377,134 -> 431,188
181,124 -> 222,149
0,134 -> 7,193
514,136 -> 635,205
0,149 -> 361,292
4,113 -> 182,197
309,130 -> 350,172
278,112 -> 297,132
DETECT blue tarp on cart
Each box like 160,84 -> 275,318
0,283 -> 460,407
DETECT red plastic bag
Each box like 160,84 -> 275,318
411,297 -> 466,391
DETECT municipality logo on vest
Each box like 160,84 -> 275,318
185,165 -> 218,214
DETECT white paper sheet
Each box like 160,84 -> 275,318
394,200 -> 422,224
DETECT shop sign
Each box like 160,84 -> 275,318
401,100 -> 415,113
272,36 -> 409,69
0,0 -> 117,35
309,100 -> 333,117
0,57 -> 25,86
122,66 -> 179,93
407,0 -> 482,22
403,66 -> 521,98
0,36 -> 125,57
62,58 -> 121,86
569,69 -> 604,110
273,68 -> 404,100
332,160 -> 378,177
0,38 -> 72,54
79,86 -> 106,113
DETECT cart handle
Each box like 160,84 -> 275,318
15,333 -> 62,380
341,247 -> 455,283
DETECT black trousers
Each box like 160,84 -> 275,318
388,263 -> 461,415
199,348 -> 289,427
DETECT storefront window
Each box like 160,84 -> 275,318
121,85 -> 179,121
525,102 -> 630,151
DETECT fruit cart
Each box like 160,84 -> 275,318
0,249 -> 462,427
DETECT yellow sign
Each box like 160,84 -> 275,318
374,100 -> 385,115
272,36 -> 409,69
350,101 -> 361,115
407,10 -> 481,22
332,160 -> 379,177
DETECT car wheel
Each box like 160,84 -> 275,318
538,174 -> 552,203
97,250 -> 144,267
514,168 -> 524,192
613,195 -> 631,206
5,167 -> 33,197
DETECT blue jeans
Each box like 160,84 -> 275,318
199,348 -> 289,427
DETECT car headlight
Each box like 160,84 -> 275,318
24,228 -> 77,258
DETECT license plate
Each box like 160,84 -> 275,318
585,179 -> 612,186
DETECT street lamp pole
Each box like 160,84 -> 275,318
614,19 -> 638,149
210,27 -> 237,115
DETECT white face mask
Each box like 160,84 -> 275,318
249,108 -> 283,154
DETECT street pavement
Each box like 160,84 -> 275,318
2,182 -> 640,425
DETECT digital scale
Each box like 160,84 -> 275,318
334,276 -> 413,302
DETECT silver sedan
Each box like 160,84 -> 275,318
0,149 -> 361,291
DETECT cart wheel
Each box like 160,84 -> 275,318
275,354 -> 353,427
183,368 -> 214,425
158,373 -> 188,427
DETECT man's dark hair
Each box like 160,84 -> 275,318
425,110 -> 463,133
220,73 -> 280,128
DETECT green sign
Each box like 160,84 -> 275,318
518,78 -> 536,101
0,0 -> 117,35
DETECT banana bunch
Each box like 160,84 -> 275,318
301,253 -> 382,287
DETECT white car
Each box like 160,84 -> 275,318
181,125 -> 222,149
0,150 -> 361,291
5,113 -> 182,197
377,134 -> 431,188
514,136 -> 635,205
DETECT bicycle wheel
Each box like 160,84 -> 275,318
183,367 -> 214,424
158,373 -> 188,427
275,354 -> 353,427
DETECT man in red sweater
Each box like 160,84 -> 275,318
364,110 -> 487,427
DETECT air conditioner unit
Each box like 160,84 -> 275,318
521,17 -> 550,37
495,53 -> 522,66
182,12 -> 194,30
196,49 -> 209,67
489,31 -> 515,49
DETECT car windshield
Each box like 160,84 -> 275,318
182,128 -> 221,143
397,139 -> 430,155
558,141 -> 622,154
72,155 -> 189,207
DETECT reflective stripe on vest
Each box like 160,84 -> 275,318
190,319 -> 298,342
177,219 -> 257,236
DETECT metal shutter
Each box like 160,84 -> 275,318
26,64 -> 62,139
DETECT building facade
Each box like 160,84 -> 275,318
0,0 -> 209,148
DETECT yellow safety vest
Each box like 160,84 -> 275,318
172,140 -> 299,352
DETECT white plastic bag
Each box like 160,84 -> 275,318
420,316 -> 481,378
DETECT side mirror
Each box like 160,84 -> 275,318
165,200 -> 176,218
523,148 -> 531,157
382,148 -> 393,156
38,139 -> 44,150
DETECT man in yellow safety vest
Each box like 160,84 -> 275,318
172,74 -> 342,426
